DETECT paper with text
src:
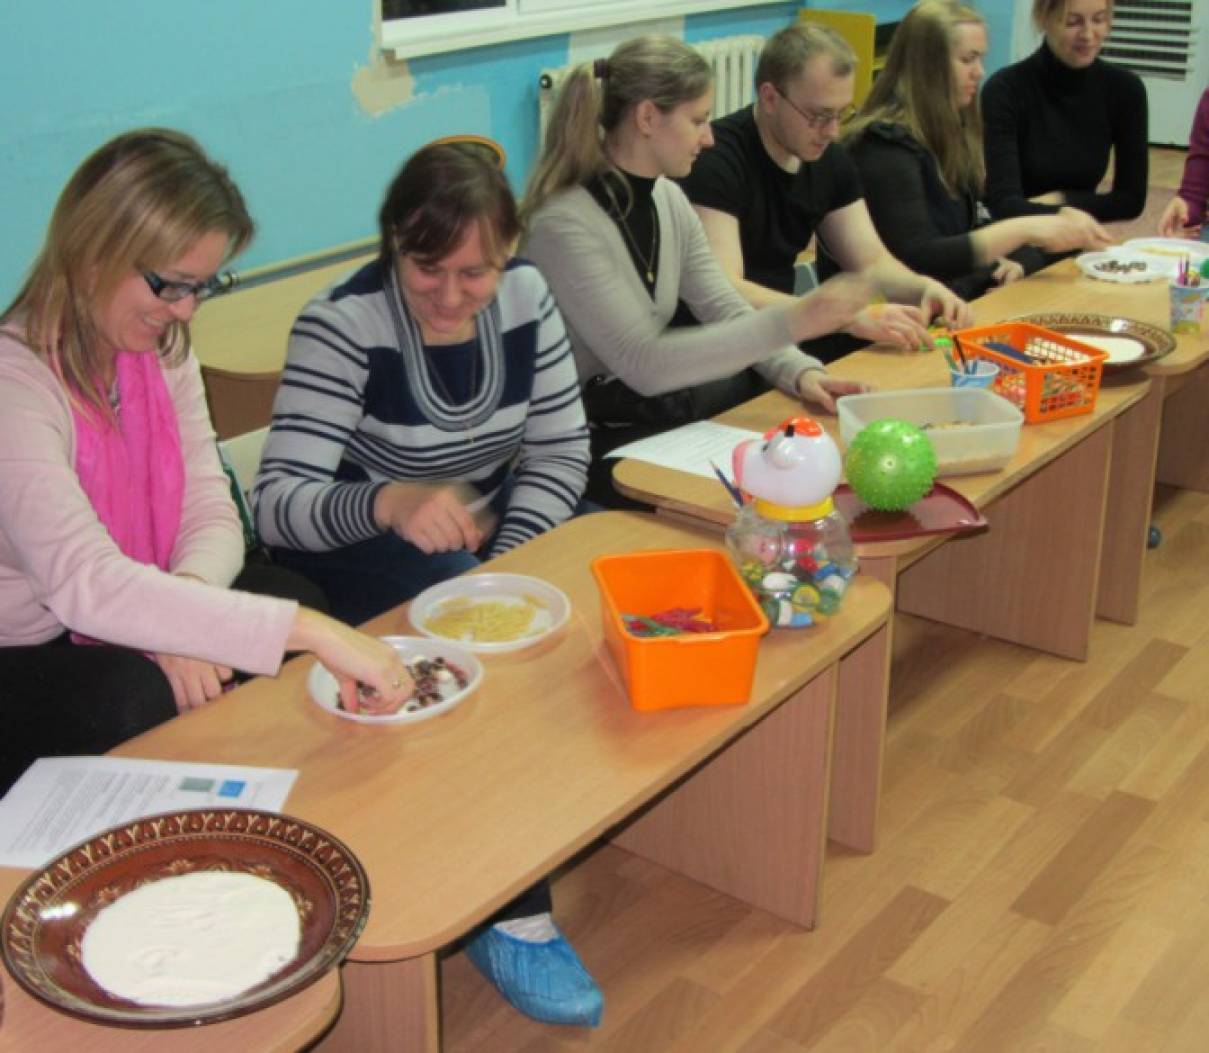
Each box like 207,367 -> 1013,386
604,421 -> 762,479
0,756 -> 298,869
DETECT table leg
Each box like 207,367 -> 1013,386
315,955 -> 439,1053
828,622 -> 892,854
1156,364 -> 1209,492
1097,381 -> 1163,624
895,423 -> 1112,661
611,668 -> 836,929
855,554 -> 898,600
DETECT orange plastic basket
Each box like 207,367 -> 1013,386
953,322 -> 1108,423
591,549 -> 769,711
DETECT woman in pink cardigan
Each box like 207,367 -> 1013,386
0,129 -> 412,793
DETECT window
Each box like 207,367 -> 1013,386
381,0 -> 774,59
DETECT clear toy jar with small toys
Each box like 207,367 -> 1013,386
724,416 -> 857,628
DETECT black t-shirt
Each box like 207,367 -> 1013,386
677,106 -> 863,294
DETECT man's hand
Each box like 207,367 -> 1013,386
919,280 -> 973,329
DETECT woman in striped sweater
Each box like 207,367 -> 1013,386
252,141 -> 601,1028
253,141 -> 590,625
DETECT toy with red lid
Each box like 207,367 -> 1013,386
724,416 -> 857,628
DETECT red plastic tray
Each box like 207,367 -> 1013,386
834,482 -> 988,543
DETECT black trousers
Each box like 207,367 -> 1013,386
583,369 -> 769,509
0,559 -> 325,796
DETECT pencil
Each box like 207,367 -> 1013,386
952,333 -> 972,374
709,460 -> 744,508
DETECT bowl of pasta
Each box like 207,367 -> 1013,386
407,573 -> 571,654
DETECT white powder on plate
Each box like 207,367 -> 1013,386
1068,334 -> 1146,363
81,870 -> 301,1007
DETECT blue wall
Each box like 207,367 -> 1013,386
0,0 -> 1010,305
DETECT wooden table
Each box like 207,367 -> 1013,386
973,257 -> 1209,494
615,263 -> 1167,662
0,862 -> 342,1052
7,513 -> 888,1052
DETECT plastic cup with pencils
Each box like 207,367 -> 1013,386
1169,257 -> 1207,336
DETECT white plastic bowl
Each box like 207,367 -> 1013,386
408,572 -> 570,654
307,635 -> 482,725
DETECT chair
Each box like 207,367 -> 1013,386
217,427 -> 269,551
201,365 -> 281,441
794,258 -> 819,294
217,426 -> 270,499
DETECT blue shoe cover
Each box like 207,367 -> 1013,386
464,924 -> 604,1027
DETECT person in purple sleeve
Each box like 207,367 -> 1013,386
1159,88 -> 1209,240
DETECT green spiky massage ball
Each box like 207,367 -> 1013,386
844,419 -> 938,511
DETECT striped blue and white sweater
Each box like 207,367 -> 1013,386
252,258 -> 589,558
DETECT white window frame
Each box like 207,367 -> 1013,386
381,0 -> 773,59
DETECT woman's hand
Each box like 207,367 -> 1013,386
991,258 -> 1025,285
788,273 -> 877,344
1158,195 -> 1194,239
795,370 -> 871,414
847,303 -> 930,351
288,609 -> 414,714
154,654 -> 233,713
373,482 -> 484,554
1033,208 -> 1112,253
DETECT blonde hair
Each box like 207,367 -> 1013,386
843,0 -> 986,195
2,128 -> 253,420
522,35 -> 712,222
1032,0 -> 1113,29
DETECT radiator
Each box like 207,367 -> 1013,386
1101,0 -> 1206,146
538,34 -> 765,147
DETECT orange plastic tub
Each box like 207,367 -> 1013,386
591,549 -> 770,711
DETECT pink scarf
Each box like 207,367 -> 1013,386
72,350 -> 185,577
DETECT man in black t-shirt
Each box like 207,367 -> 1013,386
679,24 -> 971,359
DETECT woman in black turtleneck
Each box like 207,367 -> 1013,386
982,0 -> 1147,222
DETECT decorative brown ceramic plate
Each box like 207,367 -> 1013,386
1,809 -> 369,1028
1016,312 -> 1176,373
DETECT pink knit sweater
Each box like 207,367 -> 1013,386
0,331 -> 296,676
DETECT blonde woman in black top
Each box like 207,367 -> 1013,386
841,0 -> 1111,299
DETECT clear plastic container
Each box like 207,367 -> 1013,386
725,500 -> 857,629
837,387 -> 1023,476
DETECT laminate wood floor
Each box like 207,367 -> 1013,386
439,482 -> 1209,1052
